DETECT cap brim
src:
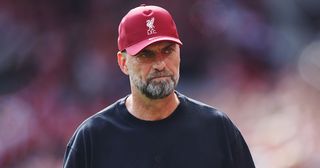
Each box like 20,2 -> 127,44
126,36 -> 182,56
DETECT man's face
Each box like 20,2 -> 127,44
125,41 -> 180,99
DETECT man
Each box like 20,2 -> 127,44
63,5 -> 255,168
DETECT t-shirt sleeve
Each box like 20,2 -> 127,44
222,114 -> 256,168
63,126 -> 92,168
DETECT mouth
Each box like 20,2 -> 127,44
149,75 -> 172,81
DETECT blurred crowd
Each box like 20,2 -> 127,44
0,0 -> 320,167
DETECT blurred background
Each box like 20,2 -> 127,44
0,0 -> 320,167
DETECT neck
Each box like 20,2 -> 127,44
125,90 -> 180,121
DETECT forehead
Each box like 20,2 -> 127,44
142,41 -> 177,51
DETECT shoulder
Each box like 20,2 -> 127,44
176,91 -> 240,133
81,97 -> 125,130
177,91 -> 227,120
71,97 -> 125,138
66,97 -> 125,146
176,91 -> 241,136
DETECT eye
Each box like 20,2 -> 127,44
163,46 -> 174,55
136,50 -> 155,58
135,50 -> 156,63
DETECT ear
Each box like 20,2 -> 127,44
117,51 -> 129,75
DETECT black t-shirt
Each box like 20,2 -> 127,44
63,92 -> 255,168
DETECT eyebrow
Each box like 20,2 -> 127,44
145,43 -> 176,52
163,43 -> 176,49
136,43 -> 176,56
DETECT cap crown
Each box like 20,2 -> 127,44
118,5 -> 181,55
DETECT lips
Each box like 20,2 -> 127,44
149,75 -> 171,81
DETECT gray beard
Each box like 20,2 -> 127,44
130,72 -> 178,99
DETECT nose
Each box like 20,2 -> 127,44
152,59 -> 166,71
152,54 -> 166,71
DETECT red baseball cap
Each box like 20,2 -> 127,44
118,5 -> 182,55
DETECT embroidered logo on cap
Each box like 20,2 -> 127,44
146,17 -> 156,35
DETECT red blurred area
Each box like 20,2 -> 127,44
0,0 -> 320,167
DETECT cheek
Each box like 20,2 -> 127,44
169,56 -> 180,73
127,64 -> 149,81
